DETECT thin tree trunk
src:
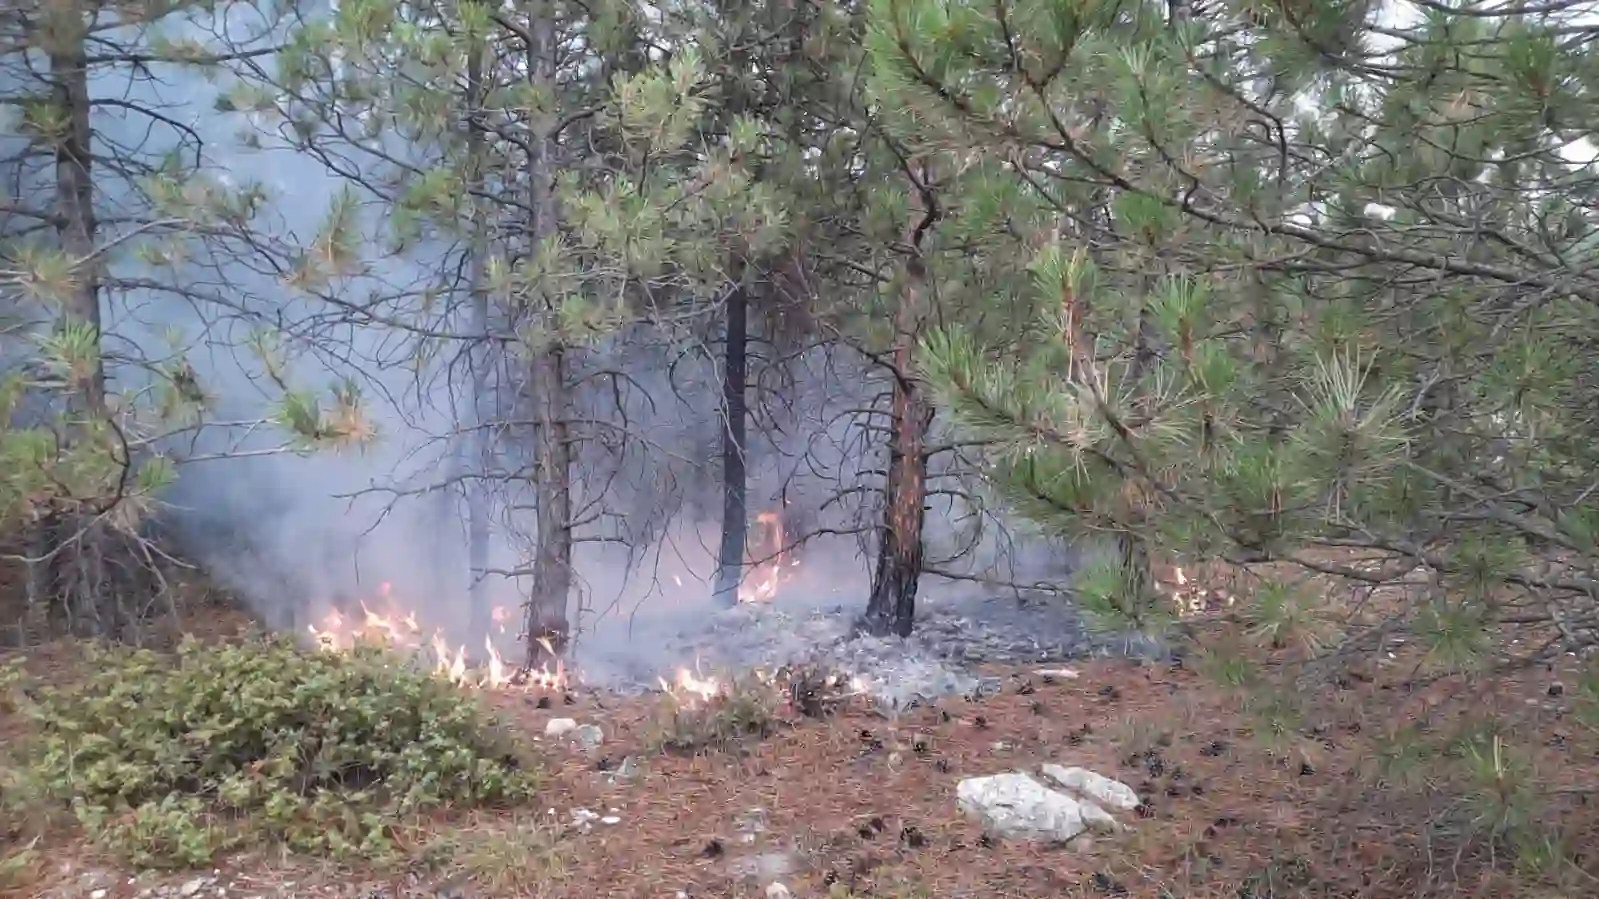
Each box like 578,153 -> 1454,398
464,32 -> 492,644
523,3 -> 571,670
36,12 -> 113,638
52,29 -> 104,415
713,281 -> 749,605
861,256 -> 933,638
1115,260 -> 1161,620
712,2 -> 754,607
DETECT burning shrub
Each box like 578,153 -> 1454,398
17,635 -> 537,867
647,675 -> 781,754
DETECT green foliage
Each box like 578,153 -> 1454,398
891,0 -> 1599,670
255,0 -> 797,353
15,637 -> 536,867
890,9 -> 1599,883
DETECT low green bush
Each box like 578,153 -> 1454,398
17,635 -> 536,867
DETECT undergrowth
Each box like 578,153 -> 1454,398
0,656 -> 43,891
647,677 -> 780,753
7,635 -> 537,868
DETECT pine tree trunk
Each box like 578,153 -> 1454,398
51,23 -> 104,416
711,2 -> 754,607
861,256 -> 933,638
464,37 -> 492,644
713,282 -> 749,606
523,4 -> 571,670
36,11 -> 115,638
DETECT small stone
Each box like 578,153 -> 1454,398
571,724 -> 604,750
544,718 -> 578,737
91,891 -> 108,899
600,815 -> 621,825
765,883 -> 793,899
180,878 -> 208,898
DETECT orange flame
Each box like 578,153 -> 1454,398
1164,565 -> 1237,618
659,660 -> 722,703
306,588 -> 566,691
739,510 -> 797,603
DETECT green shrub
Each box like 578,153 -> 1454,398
18,635 -> 536,867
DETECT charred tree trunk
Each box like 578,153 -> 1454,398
713,282 -> 749,606
523,5 -> 571,670
861,255 -> 934,638
710,3 -> 755,607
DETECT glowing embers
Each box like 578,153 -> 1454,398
306,581 -> 567,691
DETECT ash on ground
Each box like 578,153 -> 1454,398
578,589 -> 1168,709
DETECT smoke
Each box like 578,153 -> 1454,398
3,4 -> 1077,683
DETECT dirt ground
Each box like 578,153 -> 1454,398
4,599 -> 1597,899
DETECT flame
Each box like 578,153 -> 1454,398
306,589 -> 566,691
739,510 -> 795,603
1164,565 -> 1236,618
658,656 -> 722,703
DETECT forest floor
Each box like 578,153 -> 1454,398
3,595 -> 1598,899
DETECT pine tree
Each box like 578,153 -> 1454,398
880,0 -> 1599,670
249,0 -> 789,663
0,0 -> 311,638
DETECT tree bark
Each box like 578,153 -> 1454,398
32,11 -> 115,638
464,33 -> 492,644
523,3 -> 571,670
713,281 -> 749,605
52,24 -> 104,414
861,256 -> 933,638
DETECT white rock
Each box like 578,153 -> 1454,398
90,891 -> 108,899
955,773 -> 1088,843
1039,764 -> 1140,812
600,815 -> 621,825
1035,667 -> 1081,679
180,879 -> 208,898
765,883 -> 794,899
1076,799 -> 1121,833
544,718 -> 578,737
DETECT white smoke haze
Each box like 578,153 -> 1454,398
6,2 -> 1081,682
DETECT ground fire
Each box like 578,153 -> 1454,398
303,516 -> 811,700
304,580 -> 737,703
305,581 -> 565,690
